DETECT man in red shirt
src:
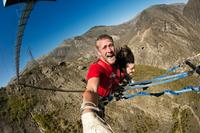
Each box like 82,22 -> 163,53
81,34 -> 117,133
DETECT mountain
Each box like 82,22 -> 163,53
183,0 -> 200,25
1,0 -> 200,132
40,2 -> 200,69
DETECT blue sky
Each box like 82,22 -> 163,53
0,0 -> 188,87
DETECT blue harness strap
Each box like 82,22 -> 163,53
126,71 -> 190,90
117,60 -> 200,100
122,86 -> 200,99
153,65 -> 180,79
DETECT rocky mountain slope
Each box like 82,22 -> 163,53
1,0 -> 200,132
183,0 -> 200,25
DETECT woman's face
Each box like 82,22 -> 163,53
126,63 -> 135,76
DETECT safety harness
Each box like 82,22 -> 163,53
113,59 -> 200,100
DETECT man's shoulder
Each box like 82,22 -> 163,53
86,61 -> 104,80
89,62 -> 102,70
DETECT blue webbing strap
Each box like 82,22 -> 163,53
126,71 -> 190,90
118,60 -> 200,100
153,65 -> 180,80
128,67 -> 185,87
122,86 -> 200,99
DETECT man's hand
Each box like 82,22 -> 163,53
113,85 -> 125,101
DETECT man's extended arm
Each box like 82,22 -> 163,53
82,77 -> 100,113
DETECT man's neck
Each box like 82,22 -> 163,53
99,57 -> 111,66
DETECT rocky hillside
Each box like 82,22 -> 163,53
1,0 -> 200,132
183,0 -> 200,25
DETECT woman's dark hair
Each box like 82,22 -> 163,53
116,45 -> 134,70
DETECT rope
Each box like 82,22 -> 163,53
17,83 -> 84,93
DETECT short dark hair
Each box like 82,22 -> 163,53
96,34 -> 114,43
116,45 -> 134,70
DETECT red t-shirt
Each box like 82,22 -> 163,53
86,59 -> 125,97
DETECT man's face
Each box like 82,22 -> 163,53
126,63 -> 135,76
96,38 -> 116,65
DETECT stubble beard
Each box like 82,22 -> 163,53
105,55 -> 116,65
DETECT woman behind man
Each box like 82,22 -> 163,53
115,45 -> 135,84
